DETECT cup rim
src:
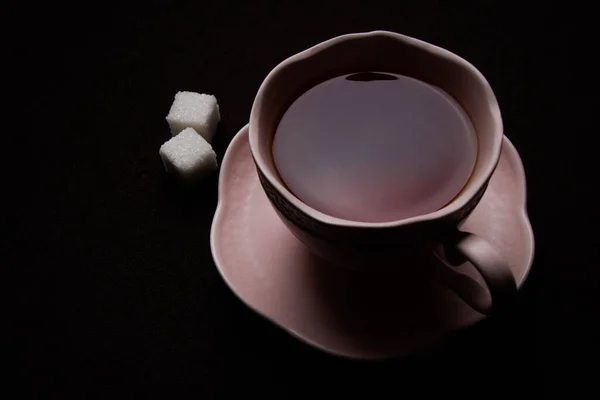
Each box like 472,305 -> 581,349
249,30 -> 503,229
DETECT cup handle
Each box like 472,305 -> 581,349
434,231 -> 517,315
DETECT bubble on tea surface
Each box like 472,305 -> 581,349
272,73 -> 477,223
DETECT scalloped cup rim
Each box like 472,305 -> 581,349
248,30 -> 503,229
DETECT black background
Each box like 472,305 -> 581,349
6,0 -> 595,392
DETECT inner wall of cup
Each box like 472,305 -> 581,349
254,34 -> 499,194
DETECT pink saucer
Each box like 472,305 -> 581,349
210,125 -> 534,359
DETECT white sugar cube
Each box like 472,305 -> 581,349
159,128 -> 217,181
166,91 -> 221,142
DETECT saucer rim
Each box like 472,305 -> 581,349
211,126 -> 358,359
210,123 -> 535,359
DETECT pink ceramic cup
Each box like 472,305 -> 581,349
249,31 -> 516,315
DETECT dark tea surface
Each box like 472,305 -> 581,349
272,72 -> 477,222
